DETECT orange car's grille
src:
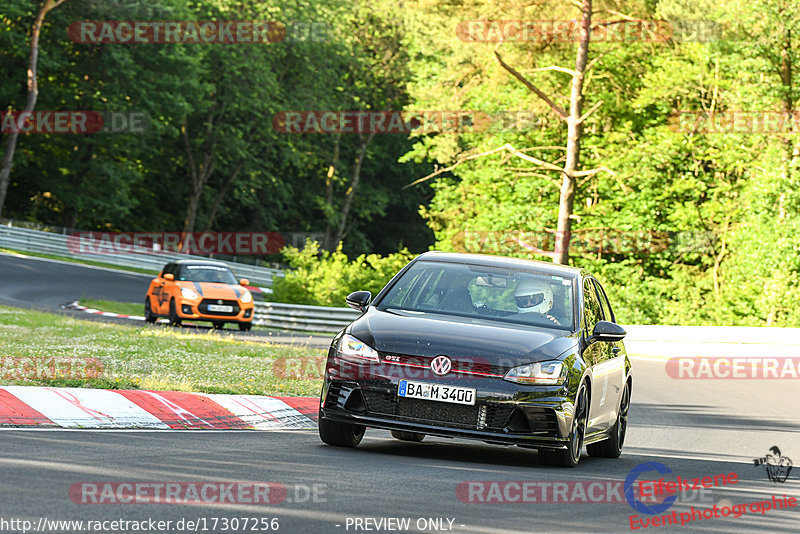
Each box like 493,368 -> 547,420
198,299 -> 241,316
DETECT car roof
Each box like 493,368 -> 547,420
168,259 -> 232,268
416,251 -> 583,278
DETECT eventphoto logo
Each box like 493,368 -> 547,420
753,446 -> 793,483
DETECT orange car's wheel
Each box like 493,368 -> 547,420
168,299 -> 182,327
144,298 -> 157,324
238,322 -> 252,332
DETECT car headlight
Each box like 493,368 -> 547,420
336,334 -> 380,364
180,287 -> 200,300
503,361 -> 565,385
240,290 -> 252,304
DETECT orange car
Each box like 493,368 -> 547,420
144,260 -> 254,331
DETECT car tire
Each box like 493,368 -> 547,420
390,430 -> 425,442
144,298 -> 157,324
238,322 -> 252,332
587,381 -> 630,459
168,299 -> 182,327
318,417 -> 365,448
539,383 -> 588,468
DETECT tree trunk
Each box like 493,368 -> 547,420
553,0 -> 592,265
0,0 -> 68,220
203,160 -> 244,232
323,133 -> 341,251
779,26 -> 795,222
333,132 -> 375,247
181,119 -> 215,233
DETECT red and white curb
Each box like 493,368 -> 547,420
61,300 -> 151,321
60,291 -> 269,322
0,386 -> 318,430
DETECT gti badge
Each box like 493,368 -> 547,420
430,355 -> 452,376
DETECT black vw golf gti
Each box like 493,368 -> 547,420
318,252 -> 632,467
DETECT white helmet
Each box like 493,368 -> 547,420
514,279 -> 553,314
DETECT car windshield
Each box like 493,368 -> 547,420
176,264 -> 238,284
376,260 -> 575,331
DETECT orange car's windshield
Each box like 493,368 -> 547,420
176,265 -> 238,284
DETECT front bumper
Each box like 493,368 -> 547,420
320,359 -> 578,450
176,299 -> 253,322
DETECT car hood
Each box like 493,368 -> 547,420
177,281 -> 247,300
349,307 -> 579,367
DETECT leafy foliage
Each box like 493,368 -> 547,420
269,241 -> 414,306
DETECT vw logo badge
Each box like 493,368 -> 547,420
218,299 -> 223,304
430,355 -> 452,376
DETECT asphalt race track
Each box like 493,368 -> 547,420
0,252 -> 329,347
1,252 -> 799,532
1,358 -> 798,533
0,252 -> 152,310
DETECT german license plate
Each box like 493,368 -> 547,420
207,304 -> 233,313
397,380 -> 476,406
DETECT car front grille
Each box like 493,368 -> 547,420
362,389 -> 479,429
379,352 -> 508,377
327,381 -> 559,437
198,299 -> 240,316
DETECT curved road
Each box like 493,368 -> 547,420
0,359 -> 797,533
0,252 -> 151,310
0,252 -> 329,347
0,252 -> 798,532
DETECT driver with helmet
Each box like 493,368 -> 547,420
514,278 -> 561,326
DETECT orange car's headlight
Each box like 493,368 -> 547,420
240,290 -> 252,304
180,287 -> 200,300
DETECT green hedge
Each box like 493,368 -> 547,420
269,241 -> 415,307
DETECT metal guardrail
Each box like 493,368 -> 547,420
251,302 -> 800,342
253,302 -> 360,333
0,224 -> 283,287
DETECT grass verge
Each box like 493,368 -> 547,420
79,299 -> 144,317
0,305 -> 325,397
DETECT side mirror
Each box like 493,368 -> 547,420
345,290 -> 372,313
589,320 -> 626,344
240,278 -> 250,286
163,273 -> 175,281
